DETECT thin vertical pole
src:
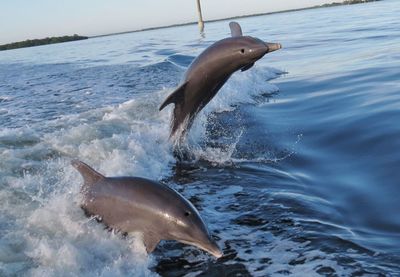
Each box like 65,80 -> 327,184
196,0 -> 204,33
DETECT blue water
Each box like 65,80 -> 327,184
1,0 -> 400,276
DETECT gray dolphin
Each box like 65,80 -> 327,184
159,21 -> 282,139
71,160 -> 222,258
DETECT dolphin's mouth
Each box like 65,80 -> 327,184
179,239 -> 223,258
241,62 -> 255,72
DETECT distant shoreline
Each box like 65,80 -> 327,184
0,35 -> 88,51
91,0 -> 381,39
0,0 -> 381,51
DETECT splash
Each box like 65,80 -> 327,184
0,64 -> 287,275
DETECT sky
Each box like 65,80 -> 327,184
0,0 -> 339,44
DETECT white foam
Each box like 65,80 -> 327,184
24,192 -> 155,277
192,130 -> 243,165
0,65 -> 285,276
0,90 -> 176,276
44,91 -> 174,179
180,65 -> 282,164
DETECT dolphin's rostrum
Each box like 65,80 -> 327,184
160,21 -> 282,140
71,160 -> 222,258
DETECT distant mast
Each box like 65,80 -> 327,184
196,0 -> 204,33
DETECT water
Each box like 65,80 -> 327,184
1,0 -> 400,276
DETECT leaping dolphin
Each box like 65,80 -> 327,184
159,21 -> 281,140
71,160 -> 222,258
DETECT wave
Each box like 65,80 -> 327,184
0,64 -> 296,276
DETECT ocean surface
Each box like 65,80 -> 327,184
1,0 -> 400,276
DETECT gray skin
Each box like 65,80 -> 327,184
71,160 -> 222,258
159,21 -> 281,140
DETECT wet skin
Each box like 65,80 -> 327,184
72,160 -> 222,258
159,22 -> 281,140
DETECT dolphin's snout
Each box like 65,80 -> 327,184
207,240 -> 223,259
201,237 -> 223,258
266,42 -> 282,53
215,250 -> 223,259
212,249 -> 223,259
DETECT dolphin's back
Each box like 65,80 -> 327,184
72,167 -> 193,233
92,176 -> 183,209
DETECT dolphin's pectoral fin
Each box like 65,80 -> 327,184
229,22 -> 243,37
142,232 -> 160,253
159,82 -> 188,111
71,160 -> 105,186
241,62 -> 255,72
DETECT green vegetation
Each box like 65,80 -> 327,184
321,0 -> 381,7
0,34 -> 88,51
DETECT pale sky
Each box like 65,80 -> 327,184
0,0 -> 339,44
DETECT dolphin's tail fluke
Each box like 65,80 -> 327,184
71,160 -> 105,186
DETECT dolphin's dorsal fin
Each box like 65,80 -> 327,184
229,22 -> 243,37
71,160 -> 105,186
159,82 -> 188,111
143,232 -> 160,253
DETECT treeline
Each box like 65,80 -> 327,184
0,34 -> 88,51
321,0 -> 381,7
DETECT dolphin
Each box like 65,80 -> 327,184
71,160 -> 222,258
159,21 -> 281,139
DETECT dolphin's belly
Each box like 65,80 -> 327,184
185,77 -> 223,106
184,77 -> 230,115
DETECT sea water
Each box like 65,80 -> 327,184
1,0 -> 399,276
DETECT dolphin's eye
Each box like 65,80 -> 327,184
184,211 -> 191,217
240,48 -> 245,54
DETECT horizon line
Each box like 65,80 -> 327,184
90,4 -> 335,39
